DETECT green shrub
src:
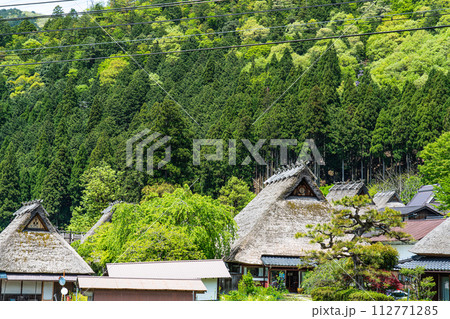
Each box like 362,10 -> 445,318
348,291 -> 394,301
311,287 -> 394,301
311,287 -> 338,301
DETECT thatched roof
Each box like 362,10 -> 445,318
373,191 -> 405,209
225,164 -> 330,266
81,201 -> 121,244
410,217 -> 450,257
0,201 -> 93,274
326,181 -> 372,204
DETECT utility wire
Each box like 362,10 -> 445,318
0,0 -> 75,8
0,0 -> 376,35
1,24 -> 448,68
0,0 -> 228,22
2,9 -> 448,55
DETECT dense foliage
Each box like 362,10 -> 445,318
311,287 -> 395,301
76,184 -> 236,273
0,0 -> 448,229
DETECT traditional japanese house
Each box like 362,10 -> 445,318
373,190 -> 405,209
77,277 -> 206,301
326,181 -> 372,204
383,185 -> 445,221
224,163 -> 330,293
0,201 -> 94,301
396,217 -> 450,301
371,219 -> 445,260
105,259 -> 230,301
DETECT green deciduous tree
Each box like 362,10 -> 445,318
218,176 -> 255,214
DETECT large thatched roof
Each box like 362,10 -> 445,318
410,216 -> 450,257
81,201 -> 121,244
0,201 -> 93,274
225,164 -> 330,266
326,181 -> 372,204
373,191 -> 405,209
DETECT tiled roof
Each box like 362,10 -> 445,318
261,255 -> 304,267
407,185 -> 437,206
396,256 -> 450,272
371,219 -> 445,242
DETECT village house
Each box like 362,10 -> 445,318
383,185 -> 444,221
396,216 -> 450,301
373,190 -> 405,209
80,201 -> 121,244
224,163 -> 330,293
0,200 -> 94,301
326,181 -> 372,205
78,259 -> 230,301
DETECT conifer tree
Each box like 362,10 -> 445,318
41,145 -> 72,227
0,143 -> 21,230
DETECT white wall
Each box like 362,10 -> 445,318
391,243 -> 415,260
196,279 -> 218,301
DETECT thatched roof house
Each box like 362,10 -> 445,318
224,164 -> 330,292
373,191 -> 405,209
0,201 -> 93,301
395,216 -> 450,301
81,201 -> 121,244
326,181 -> 371,204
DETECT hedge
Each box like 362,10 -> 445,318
311,287 -> 395,301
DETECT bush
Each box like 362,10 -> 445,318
311,287 -> 394,301
220,274 -> 288,301
311,287 -> 338,301
348,291 -> 394,301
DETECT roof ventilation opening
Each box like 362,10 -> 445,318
24,214 -> 49,232
287,178 -> 317,199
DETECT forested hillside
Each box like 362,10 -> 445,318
0,0 -> 448,229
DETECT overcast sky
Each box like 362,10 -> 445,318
3,0 -> 103,15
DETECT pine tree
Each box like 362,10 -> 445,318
69,143 -> 89,209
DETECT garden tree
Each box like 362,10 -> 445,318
41,145 -> 72,227
0,143 -> 21,231
399,267 -> 436,301
218,176 -> 255,214
296,195 -> 410,289
221,273 -> 287,301
68,165 -> 122,232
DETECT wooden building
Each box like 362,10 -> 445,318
326,181 -> 372,204
78,277 -> 206,301
80,201 -> 121,244
373,190 -> 405,209
0,201 -> 94,301
224,163 -> 330,293
105,259 -> 230,301
396,217 -> 450,301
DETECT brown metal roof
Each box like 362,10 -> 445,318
77,276 -> 206,292
106,259 -> 230,279
371,219 -> 445,242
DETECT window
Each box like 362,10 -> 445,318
441,276 -> 449,301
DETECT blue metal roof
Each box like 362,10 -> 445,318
261,255 -> 304,267
0,272 -> 6,279
396,256 -> 450,272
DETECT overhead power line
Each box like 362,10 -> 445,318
1,24 -> 448,68
1,9 -> 448,55
0,0 -> 375,32
0,0 -> 75,8
0,0 -> 227,22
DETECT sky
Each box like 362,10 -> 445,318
2,0 -> 102,15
